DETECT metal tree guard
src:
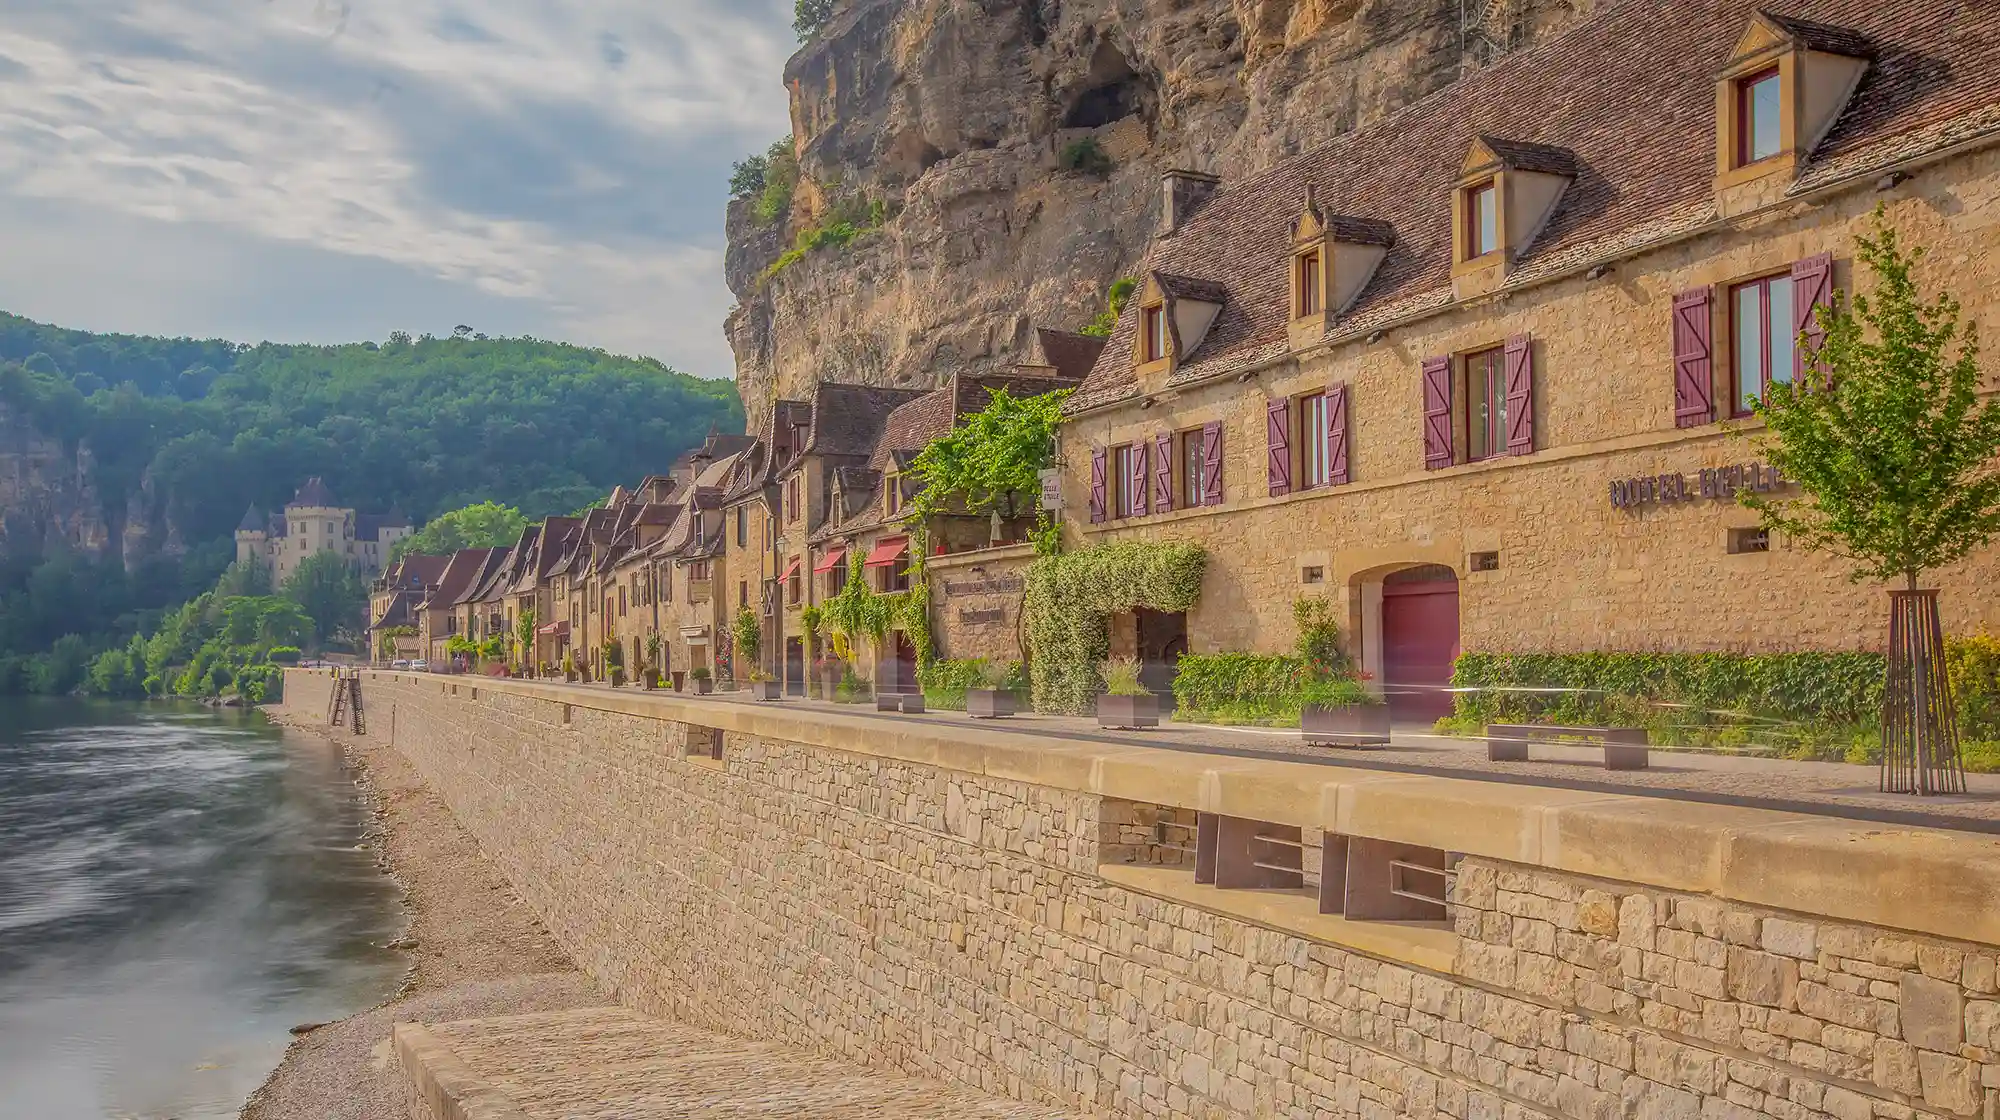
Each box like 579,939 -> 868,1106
1881,589 -> 1967,795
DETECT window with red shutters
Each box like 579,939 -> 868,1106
1466,347 -> 1506,462
1503,334 -> 1535,457
1673,287 -> 1715,427
1179,429 -> 1205,509
1152,432 -> 1174,513
1421,357 -> 1454,469
1792,252 -> 1834,382
1128,441 -> 1150,516
1730,271 -> 1797,416
1326,382 -> 1350,485
1201,421 -> 1224,506
1088,447 -> 1108,524
1266,400 -> 1292,496
1297,391 -> 1330,489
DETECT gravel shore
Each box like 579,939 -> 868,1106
240,711 -> 601,1120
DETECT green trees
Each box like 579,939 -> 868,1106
793,0 -> 835,39
732,138 -> 799,227
908,387 -> 1071,521
392,501 -> 528,561
281,552 -> 367,647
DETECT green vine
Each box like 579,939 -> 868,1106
732,607 -> 762,666
1023,541 -> 1208,714
820,551 -> 891,650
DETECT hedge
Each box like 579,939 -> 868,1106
1448,645 -> 2000,766
1173,653 -> 1373,727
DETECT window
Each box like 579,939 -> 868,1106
1467,180 -> 1499,258
1297,392 -> 1331,489
789,571 -> 801,605
879,563 -> 911,594
1141,305 -> 1167,363
1112,445 -> 1138,518
690,560 -> 710,581
618,588 -> 627,617
1296,250 -> 1321,316
735,507 -> 746,547
1179,430 -> 1207,508
1470,550 -> 1501,572
1300,566 -> 1325,585
1465,347 -> 1508,461
828,561 -> 848,596
1737,68 -> 1781,165
1728,527 -> 1771,554
885,473 -> 902,516
787,476 -> 801,522
1732,273 -> 1796,415
738,580 -> 747,609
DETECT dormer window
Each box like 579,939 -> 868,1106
885,472 -> 903,516
1295,249 -> 1322,317
1141,304 -> 1167,364
1466,180 -> 1499,259
1738,68 -> 1782,164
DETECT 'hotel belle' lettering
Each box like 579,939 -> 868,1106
1609,463 -> 1785,511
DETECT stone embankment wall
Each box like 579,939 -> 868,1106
283,670 -> 2000,1120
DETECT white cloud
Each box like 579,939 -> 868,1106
0,0 -> 794,377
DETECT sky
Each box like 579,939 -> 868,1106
0,0 -> 798,380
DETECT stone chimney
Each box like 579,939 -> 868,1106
1159,169 -> 1220,236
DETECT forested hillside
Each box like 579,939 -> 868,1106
0,313 -> 742,693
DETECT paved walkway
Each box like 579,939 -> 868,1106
399,1006 -> 1075,1119
527,679 -> 2000,831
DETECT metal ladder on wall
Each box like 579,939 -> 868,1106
328,674 -> 366,735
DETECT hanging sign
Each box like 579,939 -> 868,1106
1038,468 -> 1063,510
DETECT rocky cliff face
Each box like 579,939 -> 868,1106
724,0 -> 1599,426
0,402 -> 172,568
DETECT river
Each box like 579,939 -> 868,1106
0,697 -> 403,1119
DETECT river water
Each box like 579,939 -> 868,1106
0,698 -> 403,1119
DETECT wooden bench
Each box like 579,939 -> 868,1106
1485,724 -> 1650,770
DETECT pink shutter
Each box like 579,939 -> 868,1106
1266,400 -> 1292,496
1129,441 -> 1149,516
1152,432 -> 1174,512
1201,421 -> 1224,506
1503,334 -> 1534,456
1326,382 -> 1350,486
1792,252 -> 1834,381
1421,357 -> 1453,470
1672,287 -> 1715,427
1088,448 -> 1107,524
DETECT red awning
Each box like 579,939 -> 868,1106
535,620 -> 570,637
812,547 -> 846,574
863,536 -> 909,569
779,556 -> 801,581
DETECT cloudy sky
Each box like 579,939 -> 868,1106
0,0 -> 797,379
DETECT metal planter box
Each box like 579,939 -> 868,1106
1096,693 -> 1160,729
966,689 -> 1017,719
1300,702 -> 1392,747
750,681 -> 783,701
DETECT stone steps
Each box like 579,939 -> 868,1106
394,1006 -> 1076,1119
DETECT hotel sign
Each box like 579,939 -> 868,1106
1609,462 -> 1787,511
941,573 -> 1025,597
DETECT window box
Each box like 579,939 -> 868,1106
1301,702 -> 1391,747
966,688 -> 1017,719
1096,693 -> 1159,730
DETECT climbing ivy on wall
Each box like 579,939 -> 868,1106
1023,541 -> 1208,714
817,535 -> 935,669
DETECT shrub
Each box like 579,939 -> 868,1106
1173,653 -> 1309,725
267,646 -> 302,665
1079,277 -> 1139,338
1947,634 -> 2000,742
1024,541 -> 1207,714
752,139 -> 799,226
918,658 -> 986,710
1293,597 -> 1350,679
1101,657 -> 1147,697
732,607 -> 762,665
1058,137 -> 1114,176
691,666 -> 711,682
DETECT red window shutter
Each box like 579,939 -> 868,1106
1152,432 -> 1174,512
1201,421 -> 1224,506
1421,357 -> 1453,470
1326,382 -> 1351,486
1503,334 -> 1535,456
1266,400 -> 1292,496
1672,287 -> 1715,427
1129,441 -> 1150,516
1088,448 -> 1107,524
1792,252 -> 1834,381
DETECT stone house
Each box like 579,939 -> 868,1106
368,552 -> 449,663
1057,0 -> 2000,718
416,548 -> 497,666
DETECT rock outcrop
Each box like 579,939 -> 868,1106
725,0 -> 1601,426
0,401 -> 173,568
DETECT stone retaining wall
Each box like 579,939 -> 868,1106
281,671 -> 2000,1120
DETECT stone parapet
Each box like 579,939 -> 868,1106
280,670 -> 2000,1120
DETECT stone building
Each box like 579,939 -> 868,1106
1056,0 -> 2000,717
234,477 -> 411,585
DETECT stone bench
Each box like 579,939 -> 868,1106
875,692 -> 925,714
1485,724 -> 1650,770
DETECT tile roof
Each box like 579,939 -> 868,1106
1033,329 -> 1109,383
390,553 -> 452,589
287,477 -> 339,508
1068,0 -> 2000,412
803,383 -> 931,460
354,512 -> 410,542
423,548 -> 497,611
236,504 -> 266,533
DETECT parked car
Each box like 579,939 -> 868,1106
411,659 -> 430,672
391,659 -> 411,670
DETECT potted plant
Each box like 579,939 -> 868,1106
1096,656 -> 1158,729
1299,676 -> 1391,747
562,652 -> 578,683
671,669 -> 686,691
748,669 -> 783,701
640,660 -> 656,690
690,666 -> 713,695
965,660 -> 1017,719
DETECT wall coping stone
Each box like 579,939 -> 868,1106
348,671 -> 2000,948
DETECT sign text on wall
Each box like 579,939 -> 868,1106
1609,463 -> 1787,511
941,573 -> 1025,597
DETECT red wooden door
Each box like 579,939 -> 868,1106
1381,574 -> 1461,721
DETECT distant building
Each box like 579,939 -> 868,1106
235,477 -> 411,585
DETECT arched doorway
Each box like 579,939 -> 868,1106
1379,565 -> 1461,723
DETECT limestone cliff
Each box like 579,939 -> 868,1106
724,0 -> 1600,427
0,402 -> 172,568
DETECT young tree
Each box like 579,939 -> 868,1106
282,552 -> 367,646
390,501 -> 528,562
908,387 -> 1072,523
1745,206 -> 2000,792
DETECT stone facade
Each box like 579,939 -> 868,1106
283,671 -> 2000,1120
236,477 -> 409,585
